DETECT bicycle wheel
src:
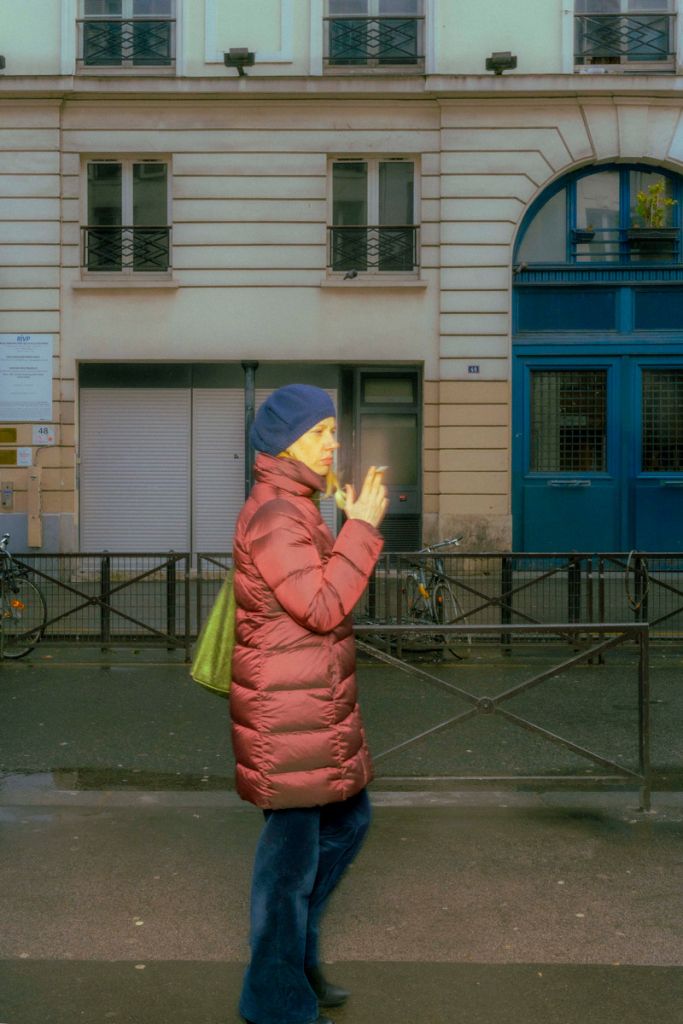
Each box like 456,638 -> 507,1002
403,573 -> 430,618
432,580 -> 471,658
0,576 -> 47,658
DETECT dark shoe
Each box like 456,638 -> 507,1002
305,965 -> 350,1008
244,1017 -> 332,1024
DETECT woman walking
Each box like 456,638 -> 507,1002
230,383 -> 388,1024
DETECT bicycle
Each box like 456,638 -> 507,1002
0,533 -> 47,659
402,535 -> 471,658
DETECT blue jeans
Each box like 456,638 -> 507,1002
239,788 -> 372,1024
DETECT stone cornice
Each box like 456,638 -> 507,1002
2,73 -> 683,102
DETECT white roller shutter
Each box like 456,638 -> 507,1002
192,389 -> 245,553
255,387 -> 338,538
80,388 -> 191,552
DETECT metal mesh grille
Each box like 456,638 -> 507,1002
642,369 -> 683,471
531,370 -> 607,472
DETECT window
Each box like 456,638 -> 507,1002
642,369 -> 683,471
325,0 -> 424,70
514,163 -> 683,334
79,0 -> 175,69
517,165 -> 681,270
575,0 -> 675,71
531,370 -> 607,473
83,160 -> 170,273
329,159 -> 418,273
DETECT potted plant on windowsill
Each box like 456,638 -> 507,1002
571,226 -> 595,244
627,181 -> 678,255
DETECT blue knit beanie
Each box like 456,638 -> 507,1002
250,384 -> 336,456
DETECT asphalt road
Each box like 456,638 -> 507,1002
1,643 -> 682,1024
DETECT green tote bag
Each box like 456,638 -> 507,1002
190,574 -> 236,699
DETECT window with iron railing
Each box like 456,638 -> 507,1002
329,159 -> 418,274
78,0 -> 175,69
324,0 -> 424,70
575,0 -> 675,71
83,160 -> 170,273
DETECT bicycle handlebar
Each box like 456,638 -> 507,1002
418,535 -> 463,554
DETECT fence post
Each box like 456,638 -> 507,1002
184,554 -> 191,662
568,556 -> 581,624
166,554 -> 176,650
501,554 -> 512,651
638,626 -> 651,812
634,555 -> 649,624
100,554 -> 111,646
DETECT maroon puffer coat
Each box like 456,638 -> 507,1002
230,453 -> 384,810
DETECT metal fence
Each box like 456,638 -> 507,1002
356,622 -> 652,810
10,549 -> 683,651
358,550 -> 683,643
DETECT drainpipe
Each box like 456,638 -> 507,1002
242,361 -> 259,498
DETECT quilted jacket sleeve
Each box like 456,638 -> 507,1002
249,500 -> 383,634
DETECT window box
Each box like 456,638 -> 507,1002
572,229 -> 596,244
626,227 -> 679,256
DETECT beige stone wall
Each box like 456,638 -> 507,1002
4,83 -> 683,551
0,102 -> 73,548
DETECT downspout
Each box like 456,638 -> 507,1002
242,361 -> 259,498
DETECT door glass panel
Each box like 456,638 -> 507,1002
133,163 -> 168,271
362,376 -> 415,403
88,163 -> 122,224
85,1 -> 122,14
360,413 -> 417,484
333,162 -> 367,224
133,163 -> 167,224
576,171 -> 620,261
379,162 -> 413,224
642,370 -> 683,471
87,163 -> 122,270
517,190 -> 566,264
531,370 -> 607,472
329,0 -> 368,12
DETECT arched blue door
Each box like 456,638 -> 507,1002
513,164 -> 683,552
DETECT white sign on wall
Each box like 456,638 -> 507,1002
0,334 -> 53,422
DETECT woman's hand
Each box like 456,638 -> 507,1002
343,466 -> 389,528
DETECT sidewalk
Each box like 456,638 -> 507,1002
0,783 -> 681,1024
1,646 -> 682,1023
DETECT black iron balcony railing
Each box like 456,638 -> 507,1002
575,13 -> 675,68
328,225 -> 419,273
324,15 -> 424,68
81,226 -> 172,273
77,17 -> 175,68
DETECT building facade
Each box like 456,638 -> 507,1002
1,0 -> 682,554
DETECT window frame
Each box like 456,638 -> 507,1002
327,155 -> 420,277
573,0 -> 677,72
81,156 -> 172,277
323,0 -> 425,73
77,0 -> 178,74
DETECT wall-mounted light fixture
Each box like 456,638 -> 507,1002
224,48 -> 255,76
485,51 -> 517,75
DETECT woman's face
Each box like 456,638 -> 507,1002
283,416 -> 339,476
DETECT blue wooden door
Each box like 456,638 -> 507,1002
631,361 -> 683,551
513,358 -> 623,551
514,356 -> 683,551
